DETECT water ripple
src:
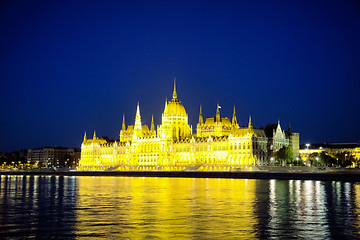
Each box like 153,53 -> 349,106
0,176 -> 359,239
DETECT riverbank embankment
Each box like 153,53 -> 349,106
1,167 -> 359,182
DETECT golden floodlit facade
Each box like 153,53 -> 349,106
78,81 -> 280,171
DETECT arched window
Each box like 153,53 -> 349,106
173,127 -> 177,139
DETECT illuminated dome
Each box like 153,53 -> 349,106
163,80 -> 188,117
164,98 -> 187,117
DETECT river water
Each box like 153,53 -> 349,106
0,175 -> 359,239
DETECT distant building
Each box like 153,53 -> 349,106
78,81 -> 299,171
270,122 -> 290,152
299,143 -> 360,166
286,124 -> 300,159
0,149 -> 27,166
27,147 -> 79,167
264,123 -> 300,163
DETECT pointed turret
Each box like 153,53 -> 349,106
134,102 -> 142,130
286,122 -> 292,137
232,106 -> 238,126
276,120 -> 282,133
172,77 -> 177,100
198,105 -> 203,125
248,116 -> 252,128
83,131 -> 87,142
216,104 -> 220,122
133,102 -> 143,139
93,130 -> 96,139
122,114 -> 126,131
288,122 -> 292,133
151,115 -> 155,132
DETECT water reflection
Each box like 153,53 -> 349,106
355,183 -> 360,236
75,177 -> 257,239
0,175 -> 77,239
0,176 -> 359,239
262,180 -> 360,239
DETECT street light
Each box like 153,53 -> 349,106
306,144 -> 310,166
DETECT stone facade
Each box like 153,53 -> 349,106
78,81 -> 299,170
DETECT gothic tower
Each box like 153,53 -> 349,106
158,79 -> 192,140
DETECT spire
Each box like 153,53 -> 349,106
135,102 -> 142,130
216,104 -> 220,122
172,77 -> 177,100
83,131 -> 87,142
198,105 -> 203,125
151,115 -> 155,131
93,130 -> 96,139
276,120 -> 282,132
164,98 -> 168,114
122,114 -> 126,130
248,116 -> 252,128
232,106 -> 238,126
288,122 -> 292,133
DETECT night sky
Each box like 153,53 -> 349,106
1,1 -> 359,153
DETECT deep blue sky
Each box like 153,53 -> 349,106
1,0 -> 359,152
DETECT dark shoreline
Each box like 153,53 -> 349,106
1,171 -> 360,182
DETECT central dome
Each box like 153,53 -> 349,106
163,79 -> 187,117
164,98 -> 187,117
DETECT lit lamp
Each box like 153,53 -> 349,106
306,143 -> 310,166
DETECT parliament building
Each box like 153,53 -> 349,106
78,81 -> 299,171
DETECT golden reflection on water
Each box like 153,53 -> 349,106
355,183 -> 360,235
1,176 -> 360,239
75,177 -> 257,239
